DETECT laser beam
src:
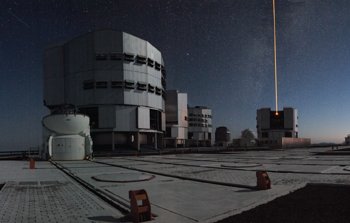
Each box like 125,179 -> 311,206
273,0 -> 279,115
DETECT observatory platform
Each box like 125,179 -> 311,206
1,146 -> 350,222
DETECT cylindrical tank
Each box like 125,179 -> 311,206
42,113 -> 92,160
51,135 -> 85,160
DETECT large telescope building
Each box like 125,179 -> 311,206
43,30 -> 166,151
256,107 -> 310,148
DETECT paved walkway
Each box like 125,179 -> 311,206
0,161 -> 125,223
1,147 -> 350,223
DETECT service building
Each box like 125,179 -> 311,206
164,90 -> 188,147
188,106 -> 212,146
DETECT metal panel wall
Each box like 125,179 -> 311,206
99,106 -> 116,128
114,105 -> 137,131
137,107 -> 150,129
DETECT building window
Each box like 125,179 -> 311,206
285,132 -> 292,137
110,52 -> 123,60
95,53 -> 107,60
161,77 -> 166,89
95,81 -> 108,88
83,80 -> 95,90
111,81 -> 124,88
166,127 -> 171,137
137,82 -> 147,91
161,68 -> 166,77
124,80 -> 135,89
155,62 -> 161,71
123,52 -> 134,62
155,87 -> 162,95
147,58 -> 154,67
150,109 -> 161,131
136,55 -> 147,64
148,84 -> 155,93
262,132 -> 269,138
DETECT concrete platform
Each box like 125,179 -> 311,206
0,161 -> 125,222
1,147 -> 350,222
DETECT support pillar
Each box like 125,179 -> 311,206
135,132 -> 140,152
112,132 -> 115,152
154,133 -> 158,150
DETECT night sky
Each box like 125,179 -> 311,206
1,0 -> 350,150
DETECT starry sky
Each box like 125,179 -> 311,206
1,0 -> 350,150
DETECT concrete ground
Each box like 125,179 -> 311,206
0,161 -> 125,223
0,146 -> 350,222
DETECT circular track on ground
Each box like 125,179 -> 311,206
343,166 -> 350,172
221,163 -> 262,168
92,172 -> 155,183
